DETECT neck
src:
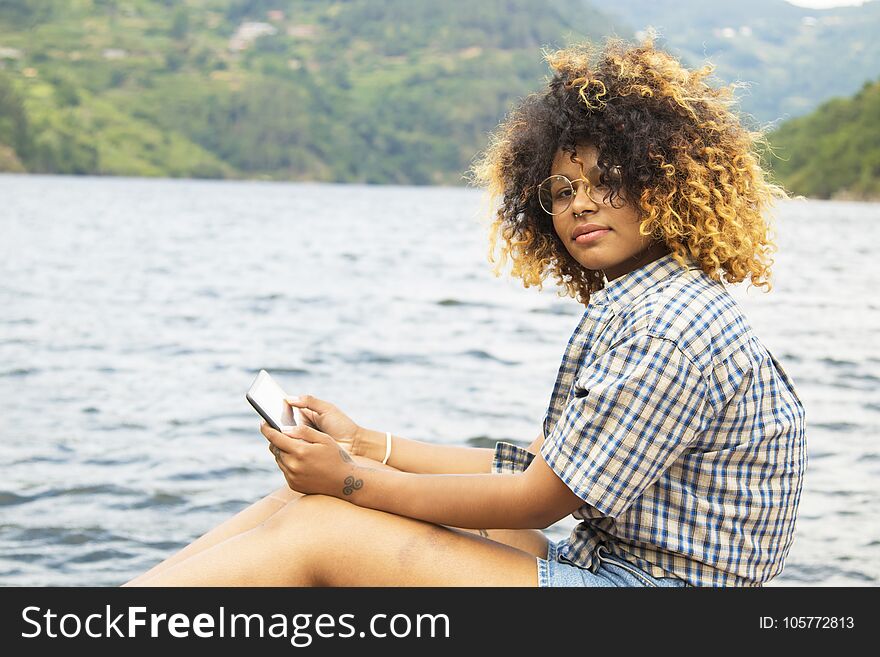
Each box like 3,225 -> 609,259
602,242 -> 671,282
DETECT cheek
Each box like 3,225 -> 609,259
621,224 -> 649,251
551,216 -> 567,243
616,210 -> 646,242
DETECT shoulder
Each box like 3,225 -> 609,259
615,268 -> 755,374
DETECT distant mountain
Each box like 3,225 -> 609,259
768,77 -> 880,200
599,0 -> 880,125
0,0 -> 878,193
0,0 -> 622,183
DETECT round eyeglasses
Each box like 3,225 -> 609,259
537,165 -> 623,215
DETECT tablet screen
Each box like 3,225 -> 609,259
246,370 -> 295,431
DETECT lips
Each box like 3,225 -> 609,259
571,223 -> 610,240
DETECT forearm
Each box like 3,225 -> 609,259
354,427 -> 494,474
343,466 -> 539,529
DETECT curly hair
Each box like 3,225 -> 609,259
469,38 -> 787,305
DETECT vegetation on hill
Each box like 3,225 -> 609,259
1,0 -> 878,198
0,0 -> 620,183
768,78 -> 880,200
601,0 -> 880,125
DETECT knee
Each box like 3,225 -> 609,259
259,494 -> 342,536
293,493 -> 349,516
267,484 -> 302,505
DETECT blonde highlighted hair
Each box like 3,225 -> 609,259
470,38 -> 787,304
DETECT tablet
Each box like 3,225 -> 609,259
246,369 -> 297,432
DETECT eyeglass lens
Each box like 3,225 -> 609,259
537,166 -> 620,215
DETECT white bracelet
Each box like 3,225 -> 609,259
382,431 -> 393,465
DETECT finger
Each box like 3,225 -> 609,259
285,394 -> 333,413
272,444 -> 296,473
261,422 -> 291,447
280,423 -> 333,446
289,407 -> 302,426
292,407 -> 317,429
262,423 -> 304,453
276,455 -> 293,483
300,407 -> 319,425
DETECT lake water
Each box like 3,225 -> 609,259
1,174 -> 878,586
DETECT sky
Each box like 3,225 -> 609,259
786,0 -> 871,8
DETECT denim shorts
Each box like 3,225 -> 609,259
537,541 -> 691,587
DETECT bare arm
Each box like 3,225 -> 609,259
525,430 -> 544,455
264,423 -> 581,530
288,394 -> 542,476
374,433 -> 575,529
354,428 -> 544,475
353,427 -> 491,474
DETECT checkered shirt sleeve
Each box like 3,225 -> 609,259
491,441 -> 535,474
540,332 -> 711,518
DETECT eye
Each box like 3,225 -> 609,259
554,187 -> 572,200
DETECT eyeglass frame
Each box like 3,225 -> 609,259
536,165 -> 624,215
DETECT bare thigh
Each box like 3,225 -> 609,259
140,494 -> 543,586
126,459 -> 548,585
274,459 -> 549,559
288,495 -> 542,586
295,495 -> 544,586
244,483 -> 549,560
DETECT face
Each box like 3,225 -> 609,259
547,144 -> 668,281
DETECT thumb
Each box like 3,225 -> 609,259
285,394 -> 333,414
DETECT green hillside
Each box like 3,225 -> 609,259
2,0 -> 879,195
0,0 -> 621,183
768,78 -> 880,200
601,0 -> 880,124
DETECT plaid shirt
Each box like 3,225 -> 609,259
493,253 -> 807,587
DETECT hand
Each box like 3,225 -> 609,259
261,421 -> 362,498
285,395 -> 364,456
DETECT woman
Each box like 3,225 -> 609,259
125,39 -> 806,587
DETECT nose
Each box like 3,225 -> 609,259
570,182 -> 598,215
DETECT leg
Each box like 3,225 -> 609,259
125,483 -> 302,585
125,456 -> 548,585
127,453 -> 391,584
130,495 -> 541,586
126,455 -> 399,585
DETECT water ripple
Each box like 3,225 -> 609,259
1,178 -> 877,586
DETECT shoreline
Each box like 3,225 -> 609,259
2,170 -> 879,201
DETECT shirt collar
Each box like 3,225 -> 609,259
590,252 -> 700,312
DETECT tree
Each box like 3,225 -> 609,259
170,7 -> 190,40
0,73 -> 30,164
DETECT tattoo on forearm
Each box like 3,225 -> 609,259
343,475 -> 363,496
478,529 -> 489,538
